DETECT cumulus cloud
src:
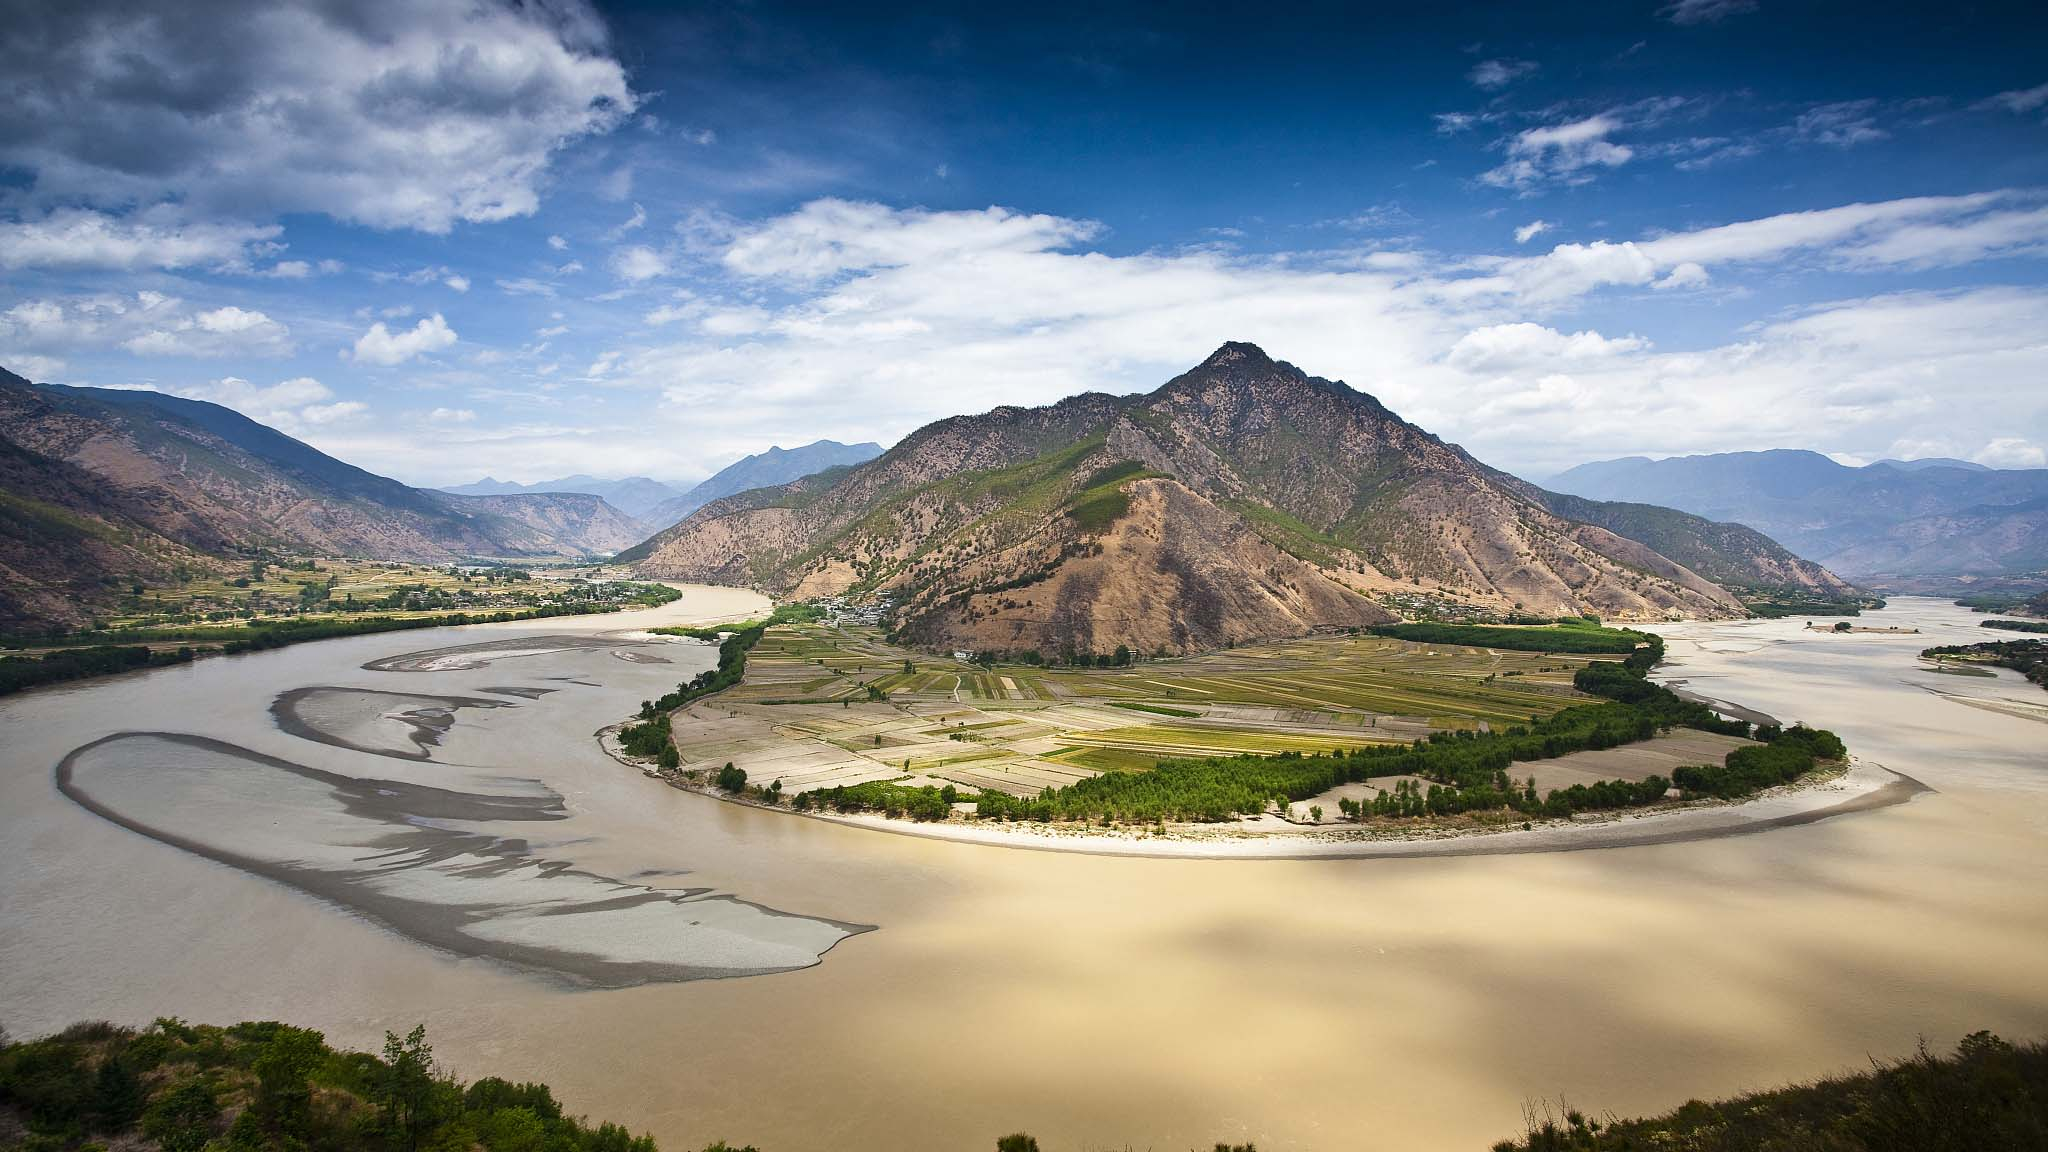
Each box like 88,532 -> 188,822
0,0 -> 637,233
1514,220 -> 1552,244
2,291 -> 291,358
1481,114 -> 1633,192
353,314 -> 457,365
567,196 -> 2048,479
609,245 -> 669,282
1974,437 -> 2047,468
121,305 -> 293,358
0,209 -> 279,270
1661,0 -> 1758,24
444,275 -> 471,293
1446,323 -> 1650,371
155,376 -> 364,435
1468,59 -> 1538,91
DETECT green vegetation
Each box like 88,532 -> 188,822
1954,592 -> 2031,613
793,779 -> 959,821
1672,724 -> 1847,798
1489,1031 -> 2047,1152
1743,595 -> 1874,618
1921,638 -> 2048,693
0,645 -> 201,697
1106,701 -> 1201,718
1369,620 -> 1646,655
0,1018 -> 690,1152
1981,617 -> 2048,634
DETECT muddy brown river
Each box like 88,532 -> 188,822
3,591 -> 2044,1150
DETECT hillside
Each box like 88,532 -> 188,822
1548,449 -> 2048,576
0,368 -> 638,628
635,439 -> 886,532
629,343 -> 1842,655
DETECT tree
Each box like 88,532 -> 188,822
902,659 -> 915,674
379,1025 -> 439,1152
716,763 -> 748,793
996,1136 -> 1040,1152
253,1024 -> 327,1137
1113,644 -> 1132,666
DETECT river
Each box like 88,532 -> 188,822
2,592 -> 2044,1150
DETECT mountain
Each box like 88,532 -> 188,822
0,368 -> 639,627
635,440 -> 885,532
627,343 -> 1845,656
1547,450 -> 2048,576
1872,457 -> 1991,473
440,474 -> 685,518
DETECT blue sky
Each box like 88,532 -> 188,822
3,0 -> 2046,487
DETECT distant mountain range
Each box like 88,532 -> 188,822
0,368 -> 642,628
441,474 -> 685,519
1546,450 -> 2048,577
625,343 -> 1851,656
441,440 -> 884,531
634,440 -> 884,530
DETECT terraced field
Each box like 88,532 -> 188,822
665,623 -> 1616,801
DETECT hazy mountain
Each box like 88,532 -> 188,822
441,474 -> 685,518
627,343 -> 1847,655
1547,450 -> 2048,576
635,439 -> 885,531
0,367 -> 640,627
1872,457 -> 1991,473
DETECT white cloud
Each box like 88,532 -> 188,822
1,0 -> 637,233
1447,323 -> 1650,371
496,278 -> 558,297
1468,59 -> 1538,91
3,352 -> 66,380
265,260 -> 311,279
609,245 -> 669,282
0,209 -> 278,270
429,407 -> 477,423
723,199 -> 1104,282
1982,82 -> 2048,114
1974,437 -> 2046,468
353,313 -> 457,365
1514,220 -> 1551,244
619,203 -> 648,232
1482,114 -> 1633,192
444,275 -> 471,293
572,197 -> 2048,481
157,376 -> 363,435
1479,191 -> 2048,303
122,305 -> 293,358
1792,100 -> 1887,148
1661,0 -> 1757,24
548,234 -> 569,250
3,292 -> 294,359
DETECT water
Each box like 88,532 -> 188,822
3,593 -> 2044,1150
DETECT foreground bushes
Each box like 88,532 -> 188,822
0,1018 -> 675,1152
1491,1031 -> 2048,1151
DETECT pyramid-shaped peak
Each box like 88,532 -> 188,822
1199,341 -> 1277,369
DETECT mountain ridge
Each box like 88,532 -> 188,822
1548,450 -> 2048,576
0,368 -> 641,628
629,343 -> 1850,655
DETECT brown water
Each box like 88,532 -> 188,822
3,593 -> 2045,1151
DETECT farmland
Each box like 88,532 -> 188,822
660,620 -> 1617,804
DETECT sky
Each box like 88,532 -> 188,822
3,0 -> 2046,488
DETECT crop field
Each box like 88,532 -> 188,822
666,622 -> 1625,801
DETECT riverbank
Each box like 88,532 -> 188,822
615,748 -> 1917,859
